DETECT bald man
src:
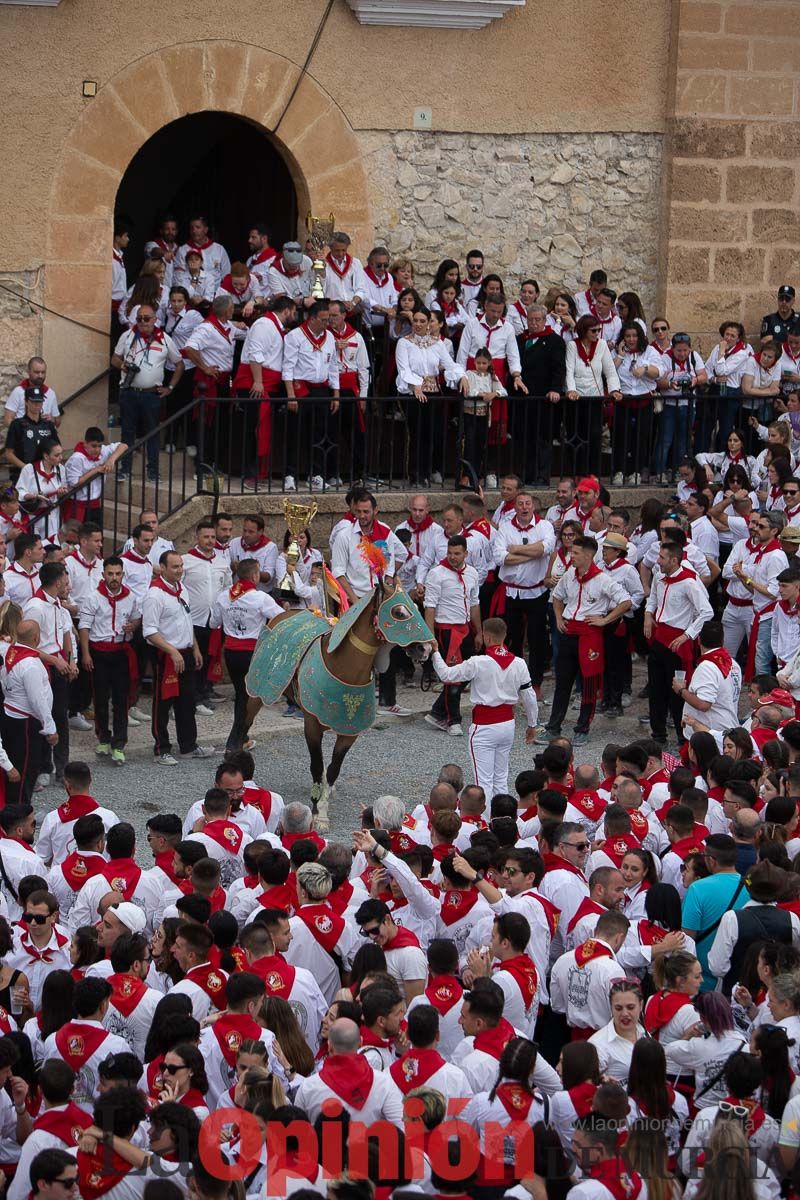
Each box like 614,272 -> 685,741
293,1018 -> 403,1126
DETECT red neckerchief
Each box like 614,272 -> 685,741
638,920 -> 669,947
275,256 -> 302,279
496,954 -> 538,1008
779,598 -> 800,617
107,972 -> 147,1017
204,312 -> 231,342
526,326 -> 555,342
325,252 -> 353,279
722,1095 -> 766,1132
205,884 -> 227,913
387,925 -> 421,951
18,927 -> 68,964
250,245 -> 278,266
644,990 -> 692,1035
55,1022 -> 108,1071
753,538 -> 782,563
406,513 -> 434,557
201,818 -> 245,856
652,340 -> 670,355
187,237 -> 214,252
363,266 -> 389,288
69,549 -> 98,570
219,273 -> 250,297
388,829 -> 419,855
558,548 -> 572,568
542,851 -> 588,882
60,851 -> 105,892
473,1016 -> 515,1060
522,891 -> 561,938
566,897 -> 606,935
132,324 -> 165,347
495,1081 -> 536,1120
589,1158 -> 643,1200
257,880 -> 297,913
574,938 -> 614,967
327,880 -> 353,916
187,546 -> 214,562
149,576 -> 183,599
465,516 -> 493,540
154,850 -> 182,885
33,464 -> 58,484
78,1147 -> 132,1200
570,1080 -> 598,1117
184,962 -> 228,1006
698,647 -> 733,678
56,794 -> 98,823
390,1048 -> 446,1095
571,790 -> 607,820
295,902 -> 344,954
96,582 -> 131,633
485,644 -> 515,671
301,323 -> 327,351
575,338 -> 600,366
34,1103 -> 92,1145
479,318 -> 505,351
251,952 -> 296,999
212,1012 -> 262,1066
319,1054 -> 375,1109
597,833 -> 642,868
668,833 -> 706,860
121,549 -> 149,565
100,857 -> 142,899
179,1088 -> 207,1112
725,341 -> 745,358
424,974 -> 463,1015
510,515 -> 541,534
439,887 -> 481,926
229,579 -> 258,601
360,1025 -> 393,1050
282,830 -> 326,852
437,557 -> 470,624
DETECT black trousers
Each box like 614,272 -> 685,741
130,626 -> 154,699
152,649 -> 197,757
285,388 -> 340,481
612,402 -> 652,476
1,715 -> 45,805
378,647 -> 405,708
224,648 -> 252,752
90,648 -> 129,748
431,626 -> 473,726
46,671 -> 69,778
68,663 -> 92,717
194,625 -> 213,702
547,633 -> 597,735
505,592 -> 549,687
648,638 -> 684,743
603,620 -> 627,708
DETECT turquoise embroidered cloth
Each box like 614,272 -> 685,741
297,638 -> 376,735
245,611 -> 331,706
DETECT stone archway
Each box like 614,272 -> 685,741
44,40 -> 374,410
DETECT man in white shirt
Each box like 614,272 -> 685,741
42,977 -> 131,1112
550,910 -> 628,1034
232,295 -> 295,484
282,299 -> 341,492
267,241 -> 313,307
0,621 -> 55,804
429,617 -> 538,798
416,504 -> 493,589
246,223 -> 279,291
286,861 -> 358,1004
101,931 -> 161,1059
546,477 -> 579,531
77,556 -> 140,762
593,288 -> 622,345
4,533 -> 43,607
684,492 -> 721,564
238,918 -> 327,1054
389,1004 -> 470,1105
6,889 -> 70,1011
773,567 -> 800,672
730,511 -> 789,680
184,788 -> 251,888
173,214 -> 231,291
294,1017 -> 403,1126
229,514 -> 279,592
120,524 -> 154,604
24,561 -> 76,782
171,922 -> 229,1021
600,531 -> 644,715
141,550 -> 211,766
675,620 -> 742,742
4,358 -> 60,427
494,492 -> 555,693
360,247 -> 397,331
645,538 -> 714,746
466,911 -> 539,1035
423,535 -> 481,736
111,305 -> 183,483
457,297 -> 527,395
181,297 -> 246,431
323,233 -> 366,310
121,509 -> 174,570
181,519 -> 232,716
45,813 -> 107,925
0,805 -> 47,920
547,535 -> 631,745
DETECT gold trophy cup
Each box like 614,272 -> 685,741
306,212 -> 335,301
278,498 -> 319,597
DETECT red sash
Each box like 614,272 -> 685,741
251,954 -> 297,1000
34,1103 -> 92,1145
497,954 -> 538,1008
54,1022 -> 108,1071
319,1053 -> 374,1109
212,1012 -> 262,1066
327,880 -> 353,916
589,1159 -> 643,1200
107,973 -> 148,1017
424,974 -> 463,1015
295,903 -> 345,954
201,819 -> 244,856
101,858 -> 141,900
574,939 -> 614,967
473,1016 -> 515,1060
669,832 -> 706,861
698,647 -> 733,678
243,785 -> 277,823
495,1082 -> 535,1121
56,794 -> 98,823
154,850 -> 182,886
521,891 -> 561,938
256,881 -> 296,913
60,852 -> 105,893
183,962 -> 228,1006
569,1080 -> 598,1118
439,887 -> 481,927
637,921 -> 668,947
78,1149 -> 132,1200
644,990 -> 692,1036
390,1048 -> 445,1095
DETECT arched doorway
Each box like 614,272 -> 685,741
115,112 -> 299,272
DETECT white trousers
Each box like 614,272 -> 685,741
468,718 -> 516,801
722,603 -> 753,657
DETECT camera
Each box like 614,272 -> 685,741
122,362 -> 141,389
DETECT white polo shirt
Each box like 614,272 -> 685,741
142,580 -> 194,650
113,328 -> 181,390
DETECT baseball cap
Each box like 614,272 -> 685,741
577,476 -> 600,493
25,386 -> 45,403
779,285 -> 796,300
283,242 -> 303,267
110,901 -> 147,934
780,526 -> 800,544
761,688 -> 795,711
603,532 -> 628,551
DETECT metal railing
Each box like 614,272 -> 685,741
58,367 -> 111,414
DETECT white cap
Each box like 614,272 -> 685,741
110,901 -> 147,934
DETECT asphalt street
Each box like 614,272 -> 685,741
34,661 -> 658,860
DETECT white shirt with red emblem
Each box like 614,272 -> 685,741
42,1020 -> 131,1112
46,851 -> 107,924
185,825 -> 252,888
101,973 -> 162,1059
171,961 -> 230,1022
285,906 -> 359,1005
68,865 -> 164,935
550,939 -> 626,1032
267,256 -> 313,302
294,1058 -> 404,1126
198,1019 -> 282,1108
36,798 -> 119,867
246,955 -> 328,1055
434,887 -> 494,960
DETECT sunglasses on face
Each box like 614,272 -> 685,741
360,925 -> 382,939
53,1179 -> 78,1189
565,841 -> 589,852
653,326 -> 668,334
162,1062 -> 188,1075
21,912 -> 49,925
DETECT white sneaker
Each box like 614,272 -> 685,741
431,471 -> 443,485
69,714 -> 92,732
195,704 -> 215,717
284,475 -> 297,492
485,474 -> 498,489
164,443 -> 176,454
129,706 -> 149,723
424,714 -> 448,732
127,714 -> 141,727
625,472 -> 641,486
155,754 -> 178,766
186,445 -> 197,458
327,476 -> 343,488
621,693 -> 632,708
448,724 -> 463,737
183,746 -> 216,759
35,773 -> 50,789
611,472 -> 624,487
378,704 -> 412,717
310,475 -> 324,492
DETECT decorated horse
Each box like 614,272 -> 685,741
244,555 -> 431,831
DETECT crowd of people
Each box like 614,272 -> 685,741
104,218 -> 800,490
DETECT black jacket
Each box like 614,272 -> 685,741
520,331 -> 566,397
5,416 -> 59,483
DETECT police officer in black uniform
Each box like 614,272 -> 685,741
4,387 -> 59,485
761,284 -> 797,345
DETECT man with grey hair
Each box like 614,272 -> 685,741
294,1018 -> 404,1125
280,802 -> 314,836
267,241 -> 313,307
286,861 -> 358,1003
439,763 -> 465,792
323,232 -> 366,312
538,821 -> 590,960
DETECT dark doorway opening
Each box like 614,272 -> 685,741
115,111 -> 299,275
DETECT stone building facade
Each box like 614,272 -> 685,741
0,0 -> 798,440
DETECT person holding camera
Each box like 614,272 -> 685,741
111,304 -> 184,484
653,331 -> 708,484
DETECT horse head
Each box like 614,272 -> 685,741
375,585 -> 431,651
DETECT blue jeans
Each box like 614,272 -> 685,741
654,403 -> 691,474
120,386 -> 161,473
755,614 -> 776,676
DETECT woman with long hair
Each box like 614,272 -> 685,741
17,438 -> 66,543
623,1121 -> 680,1200
676,455 -> 714,503
122,260 -> 168,327
69,927 -> 102,979
389,286 -> 424,341
751,1022 -> 799,1119
681,1052 -> 780,1175
544,518 -> 582,673
22,969 -> 74,1066
627,1037 -> 689,1166
617,292 -> 648,332
630,497 -> 666,566
683,1118 -> 772,1200
259,995 -> 315,1078
548,1041 -> 601,1151
157,1043 -> 210,1119
142,994 -> 195,1066
760,456 -> 794,512
589,979 -> 645,1083
395,306 -> 468,486
689,730 -> 722,781
698,425 -> 759,488
611,322 -> 662,486
546,292 -> 577,340
462,1036 -> 547,1166
620,847 -> 659,920
666,991 -> 749,1108
645,950 -> 703,1043
565,313 -> 622,477
149,919 -> 183,989
423,259 -> 461,309
723,727 -> 755,761
620,882 -> 697,978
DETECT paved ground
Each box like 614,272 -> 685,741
35,658 -> 659,862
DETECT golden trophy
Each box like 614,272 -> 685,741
278,498 -> 319,597
306,212 -> 335,301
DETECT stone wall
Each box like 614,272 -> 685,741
360,129 -> 665,313
662,0 -> 800,347
0,270 -> 43,426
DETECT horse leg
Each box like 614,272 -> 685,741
242,696 -> 263,738
304,713 -> 325,812
326,734 -> 357,787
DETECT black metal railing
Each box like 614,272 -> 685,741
58,367 -> 111,414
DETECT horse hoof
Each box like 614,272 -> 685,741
310,782 -> 322,815
314,809 -> 330,835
